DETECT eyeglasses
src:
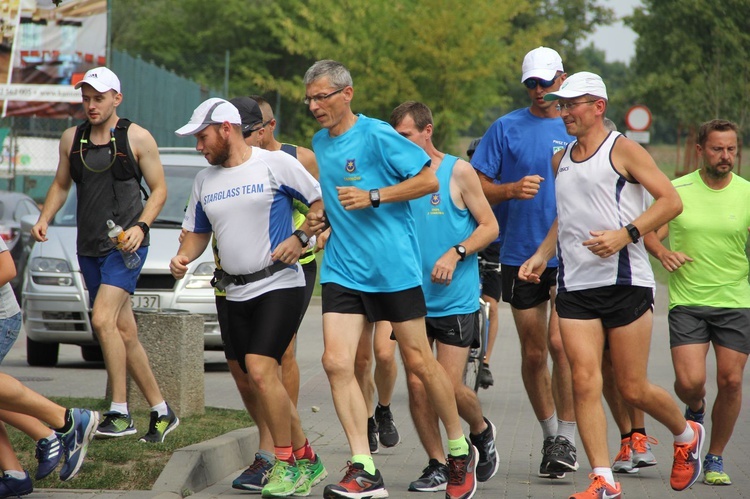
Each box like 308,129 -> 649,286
555,100 -> 599,112
304,87 -> 345,105
523,74 -> 559,90
242,120 -> 273,138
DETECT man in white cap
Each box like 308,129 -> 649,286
471,46 -> 578,478
519,71 -> 705,498
171,98 -> 326,497
30,67 -> 176,443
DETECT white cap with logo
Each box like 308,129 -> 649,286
175,98 -> 242,136
521,47 -> 564,83
543,71 -> 608,101
74,67 -> 121,93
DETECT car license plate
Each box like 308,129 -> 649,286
131,294 -> 159,309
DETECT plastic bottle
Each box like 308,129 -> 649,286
106,219 -> 141,269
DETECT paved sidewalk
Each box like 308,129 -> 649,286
9,284 -> 750,498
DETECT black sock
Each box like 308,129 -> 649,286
632,427 -> 646,436
54,409 -> 73,434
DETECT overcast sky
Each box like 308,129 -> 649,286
583,0 -> 643,63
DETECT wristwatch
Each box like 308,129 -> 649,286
453,244 -> 467,261
369,189 -> 381,208
293,229 -> 310,247
135,221 -> 149,236
625,223 -> 640,243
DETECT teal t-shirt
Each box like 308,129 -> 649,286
668,170 -> 750,309
313,115 -> 430,292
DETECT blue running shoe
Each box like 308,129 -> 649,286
34,435 -> 62,480
0,471 -> 32,498
703,454 -> 732,485
55,408 -> 100,481
684,398 -> 706,425
232,453 -> 274,491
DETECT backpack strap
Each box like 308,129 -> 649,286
113,118 -> 149,201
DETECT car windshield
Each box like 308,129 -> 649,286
53,163 -> 204,227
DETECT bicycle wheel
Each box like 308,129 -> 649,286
463,307 -> 486,392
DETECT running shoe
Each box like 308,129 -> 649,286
446,443 -> 478,499
323,462 -> 388,498
367,416 -> 379,454
670,420 -> 705,491
684,398 -> 706,425
612,437 -> 636,474
547,436 -> 579,473
34,435 -> 62,480
478,363 -> 494,389
408,459 -> 449,492
631,432 -> 658,469
569,473 -> 621,499
469,417 -> 499,482
95,411 -> 136,439
703,454 -> 731,485
539,436 -> 565,479
294,455 -> 328,496
0,471 -> 32,498
138,404 -> 179,443
374,404 -> 400,448
261,460 -> 302,497
56,408 -> 100,481
232,453 -> 274,491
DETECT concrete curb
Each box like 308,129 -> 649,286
152,426 -> 259,497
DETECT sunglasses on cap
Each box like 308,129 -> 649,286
523,74 -> 560,90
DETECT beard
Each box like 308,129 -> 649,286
208,132 -> 231,166
705,161 -> 733,179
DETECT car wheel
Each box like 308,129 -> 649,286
81,345 -> 104,362
26,337 -> 59,367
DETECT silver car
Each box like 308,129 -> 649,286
22,148 -> 221,366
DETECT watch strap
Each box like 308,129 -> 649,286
135,221 -> 149,236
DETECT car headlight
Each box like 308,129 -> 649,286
29,257 -> 74,286
185,262 -> 216,289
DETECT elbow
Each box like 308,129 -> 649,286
669,194 -> 683,218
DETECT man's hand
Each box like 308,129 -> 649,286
430,249 -> 461,286
170,255 -> 191,279
271,236 -> 304,265
315,228 -> 330,251
336,186 -> 371,210
583,229 -> 630,259
512,175 -> 544,200
31,219 -> 48,242
307,210 -> 328,234
518,254 -> 548,284
119,226 -> 145,253
657,250 -> 693,272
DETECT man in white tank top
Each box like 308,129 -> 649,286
518,72 -> 705,499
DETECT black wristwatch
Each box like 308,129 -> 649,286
135,221 -> 149,236
293,229 -> 310,247
453,244 -> 467,261
369,189 -> 381,208
625,223 -> 640,243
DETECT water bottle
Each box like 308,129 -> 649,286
106,219 -> 141,269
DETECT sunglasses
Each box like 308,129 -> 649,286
523,74 -> 560,90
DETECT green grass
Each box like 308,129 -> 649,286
6,397 -> 251,491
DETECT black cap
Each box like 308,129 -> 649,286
229,96 -> 263,132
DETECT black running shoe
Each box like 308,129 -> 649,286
478,363 -> 494,388
367,416 -> 379,454
469,417 -> 499,482
138,404 -> 179,443
539,436 -> 565,479
374,404 -> 400,448
546,436 -> 579,473
408,459 -> 449,492
95,411 -> 136,439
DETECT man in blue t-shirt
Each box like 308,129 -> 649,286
471,46 -> 578,478
304,60 -> 478,499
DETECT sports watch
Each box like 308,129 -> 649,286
293,229 -> 310,247
625,223 -> 640,243
135,221 -> 149,236
453,244 -> 467,261
369,189 -> 381,208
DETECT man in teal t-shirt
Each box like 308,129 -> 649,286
646,119 -> 750,487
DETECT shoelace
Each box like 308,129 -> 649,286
585,473 -> 611,492
631,433 -> 658,453
704,456 -> 723,472
244,457 -> 271,475
613,440 -> 631,462
339,462 -> 363,483
447,455 -> 467,485
549,439 -> 572,458
673,443 -> 692,469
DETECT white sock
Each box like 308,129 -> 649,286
593,467 -> 615,487
674,422 -> 695,444
109,402 -> 128,415
540,412 -> 558,439
4,470 -> 26,480
151,401 -> 169,417
43,430 -> 56,441
557,419 -> 577,446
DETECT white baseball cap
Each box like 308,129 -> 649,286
74,67 -> 121,93
175,98 -> 242,136
521,47 -> 564,83
543,71 -> 608,101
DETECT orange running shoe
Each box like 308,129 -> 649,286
569,473 -> 622,499
670,420 -> 705,491
612,438 -> 635,474
446,444 -> 477,499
